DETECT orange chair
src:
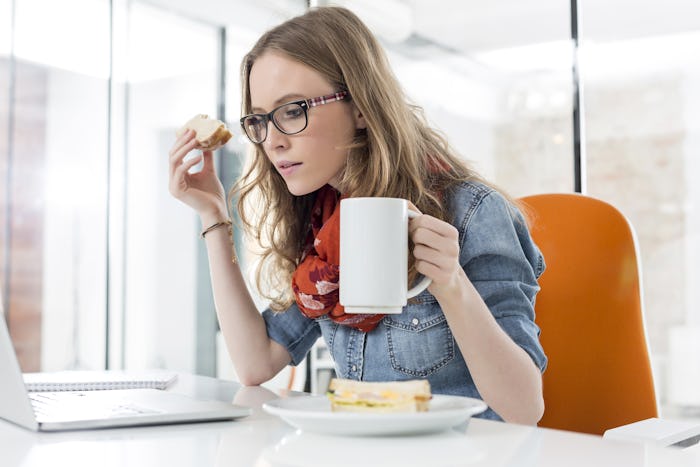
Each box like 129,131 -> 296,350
519,193 -> 658,435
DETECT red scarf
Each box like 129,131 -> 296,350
291,185 -> 385,332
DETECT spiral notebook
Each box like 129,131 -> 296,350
23,370 -> 178,392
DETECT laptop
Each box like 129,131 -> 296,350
0,308 -> 251,431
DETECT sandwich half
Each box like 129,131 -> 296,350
176,114 -> 232,151
327,378 -> 431,413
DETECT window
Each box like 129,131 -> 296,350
580,1 -> 700,411
0,0 -> 221,375
2,0 -> 110,371
380,1 -> 574,196
117,3 -> 220,372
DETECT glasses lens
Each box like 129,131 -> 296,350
243,115 -> 266,143
272,103 -> 307,135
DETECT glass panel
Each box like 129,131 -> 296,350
5,0 -> 110,371
1,0 -> 11,314
122,4 -> 219,371
0,0 -> 9,57
580,2 -> 700,413
375,0 -> 574,196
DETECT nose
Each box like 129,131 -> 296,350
263,119 -> 288,150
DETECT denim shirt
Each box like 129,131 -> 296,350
262,181 -> 547,420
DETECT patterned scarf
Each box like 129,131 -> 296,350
291,185 -> 385,332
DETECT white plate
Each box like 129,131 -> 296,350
262,394 -> 487,436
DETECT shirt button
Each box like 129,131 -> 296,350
412,318 -> 420,326
351,365 -> 357,372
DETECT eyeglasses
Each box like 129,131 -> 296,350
239,91 -> 350,144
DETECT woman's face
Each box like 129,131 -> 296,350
248,51 -> 364,196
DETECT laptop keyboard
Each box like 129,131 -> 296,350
30,392 -> 161,420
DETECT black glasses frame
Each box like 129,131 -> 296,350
239,91 -> 349,144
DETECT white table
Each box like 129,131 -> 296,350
1,373 -> 698,467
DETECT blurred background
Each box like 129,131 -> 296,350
0,0 -> 699,417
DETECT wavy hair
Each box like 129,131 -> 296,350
233,6 -> 501,311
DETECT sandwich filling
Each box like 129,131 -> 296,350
327,378 -> 431,413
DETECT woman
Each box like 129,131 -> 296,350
169,6 -> 546,424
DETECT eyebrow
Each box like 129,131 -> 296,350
251,93 -> 306,114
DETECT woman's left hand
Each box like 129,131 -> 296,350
408,204 -> 464,299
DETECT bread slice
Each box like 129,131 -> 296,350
327,378 -> 431,413
176,114 -> 232,151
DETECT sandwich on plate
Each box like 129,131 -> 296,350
327,378 -> 432,413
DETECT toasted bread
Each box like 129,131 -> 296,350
176,114 -> 232,151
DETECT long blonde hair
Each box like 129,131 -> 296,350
234,6 -> 492,311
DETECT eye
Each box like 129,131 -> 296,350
279,104 -> 304,120
288,107 -> 304,118
246,115 -> 265,126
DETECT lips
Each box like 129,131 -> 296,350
276,160 -> 303,177
277,160 -> 302,169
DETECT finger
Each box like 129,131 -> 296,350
415,259 -> 449,285
200,150 -> 217,173
170,154 -> 199,197
413,227 -> 460,257
407,201 -> 422,215
175,128 -> 196,146
412,227 -> 442,247
173,154 -> 203,182
413,244 -> 454,270
170,129 -> 192,155
169,135 -> 197,166
169,136 -> 199,175
410,214 -> 458,240
171,133 -> 198,162
171,161 -> 200,196
408,213 -> 434,236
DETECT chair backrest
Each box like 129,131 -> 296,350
519,193 -> 658,435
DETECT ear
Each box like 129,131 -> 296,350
353,104 -> 367,130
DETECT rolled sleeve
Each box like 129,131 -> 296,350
262,303 -> 321,366
460,191 -> 548,372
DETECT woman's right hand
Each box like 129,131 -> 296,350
168,129 -> 228,221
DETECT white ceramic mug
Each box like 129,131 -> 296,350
339,197 -> 432,314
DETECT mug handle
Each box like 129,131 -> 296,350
406,210 -> 432,298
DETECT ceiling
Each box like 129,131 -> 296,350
141,0 -> 700,55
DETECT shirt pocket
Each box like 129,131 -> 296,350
384,305 -> 455,377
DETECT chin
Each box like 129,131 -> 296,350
285,180 -> 326,197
